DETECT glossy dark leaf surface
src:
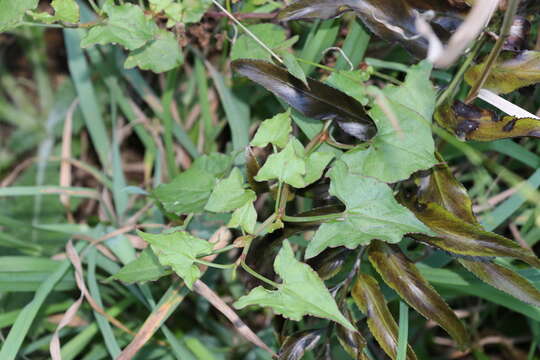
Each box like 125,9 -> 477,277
465,51 -> 540,94
278,329 -> 324,360
416,153 -> 478,224
435,100 -> 540,141
459,259 -> 540,307
403,199 -> 540,267
307,247 -> 352,281
335,306 -> 366,360
232,59 -> 377,141
368,241 -> 469,348
277,0 -> 355,21
279,0 -> 460,58
352,273 -> 418,360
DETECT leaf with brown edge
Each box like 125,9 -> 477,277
465,51 -> 540,94
352,273 -> 418,360
232,59 -> 377,141
401,199 -> 540,267
278,329 -> 324,360
368,241 -> 470,349
459,259 -> 540,307
434,100 -> 540,141
417,152 -> 478,224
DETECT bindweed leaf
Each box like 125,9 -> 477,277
124,29 -> 183,73
306,161 -> 433,259
251,109 -> 292,148
368,241 -> 470,349
81,0 -> 158,50
231,24 -> 296,62
465,51 -> 540,94
342,61 -> 438,182
281,52 -> 309,88
435,100 -> 540,141
278,329 -> 324,360
182,0 -> 212,24
192,152 -> 233,178
0,0 -> 38,32
234,240 -> 355,331
255,138 -> 334,189
255,138 -> 306,188
326,69 -> 371,106
139,230 -> 213,289
352,273 -> 418,360
402,200 -> 540,267
459,259 -> 540,307
153,167 -> 216,214
29,0 -> 79,23
205,168 -> 256,213
232,59 -> 377,141
107,247 -> 170,284
228,200 -> 257,234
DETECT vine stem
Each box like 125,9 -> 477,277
283,212 -> 345,223
211,0 -> 283,64
464,0 -> 519,104
435,37 -> 484,107
240,261 -> 281,288
194,259 -> 236,269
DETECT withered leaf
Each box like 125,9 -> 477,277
232,59 -> 377,141
459,259 -> 540,307
465,51 -> 540,94
352,273 -> 418,360
434,100 -> 540,141
402,199 -> 540,267
368,241 -> 469,348
278,329 -> 324,360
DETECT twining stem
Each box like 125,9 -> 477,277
240,261 -> 280,288
211,0 -> 283,64
465,0 -> 519,104
198,244 -> 238,258
305,120 -> 331,155
283,212 -> 345,223
436,37 -> 485,107
194,259 -> 236,269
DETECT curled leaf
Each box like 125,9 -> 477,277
435,100 -> 540,141
459,259 -> 540,307
278,329 -> 324,360
232,59 -> 377,141
502,16 -> 530,51
246,147 -> 269,195
402,200 -> 540,267
368,241 -> 469,348
465,50 -> 540,94
416,153 -> 478,224
352,273 -> 418,360
307,247 -> 353,281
